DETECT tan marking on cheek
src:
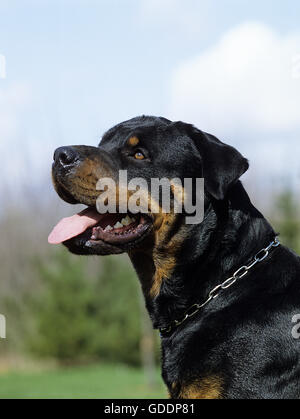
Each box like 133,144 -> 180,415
150,213 -> 187,298
155,213 -> 176,241
150,256 -> 176,298
124,183 -> 187,298
179,377 -> 223,399
128,136 -> 140,147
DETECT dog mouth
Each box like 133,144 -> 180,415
48,205 -> 153,252
87,210 -> 152,247
49,171 -> 154,254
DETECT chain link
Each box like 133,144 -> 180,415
159,237 -> 280,336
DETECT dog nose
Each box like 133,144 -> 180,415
53,147 -> 79,168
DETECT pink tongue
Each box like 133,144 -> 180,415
48,208 -> 104,245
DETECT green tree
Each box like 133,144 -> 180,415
27,249 -> 142,366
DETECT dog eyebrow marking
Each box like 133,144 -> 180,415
128,136 -> 140,147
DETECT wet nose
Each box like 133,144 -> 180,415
53,146 -> 80,168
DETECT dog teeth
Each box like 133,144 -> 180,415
104,225 -> 113,232
104,217 -> 135,233
114,222 -> 123,229
121,216 -> 134,226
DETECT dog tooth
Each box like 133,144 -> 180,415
114,222 -> 123,229
104,225 -> 113,232
122,216 -> 132,226
92,231 -> 99,239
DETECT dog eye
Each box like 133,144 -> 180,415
134,151 -> 145,160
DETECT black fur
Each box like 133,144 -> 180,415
52,116 -> 300,399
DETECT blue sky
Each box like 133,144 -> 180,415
0,0 -> 300,204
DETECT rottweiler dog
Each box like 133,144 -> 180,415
49,116 -> 300,399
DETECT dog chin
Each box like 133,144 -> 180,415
63,235 -> 125,256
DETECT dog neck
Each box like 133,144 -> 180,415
129,181 -> 275,331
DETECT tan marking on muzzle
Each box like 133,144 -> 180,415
66,158 -> 116,206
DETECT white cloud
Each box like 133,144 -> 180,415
167,22 -> 300,190
168,22 -> 300,138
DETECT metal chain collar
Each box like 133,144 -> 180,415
159,237 -> 281,336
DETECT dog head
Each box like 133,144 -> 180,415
49,116 -> 248,257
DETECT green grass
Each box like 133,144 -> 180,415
0,364 -> 166,399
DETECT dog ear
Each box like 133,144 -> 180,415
189,126 -> 249,200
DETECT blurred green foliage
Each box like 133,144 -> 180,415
273,191 -> 300,253
26,250 -> 142,366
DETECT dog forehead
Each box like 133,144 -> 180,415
99,116 -> 175,148
99,117 -> 190,151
